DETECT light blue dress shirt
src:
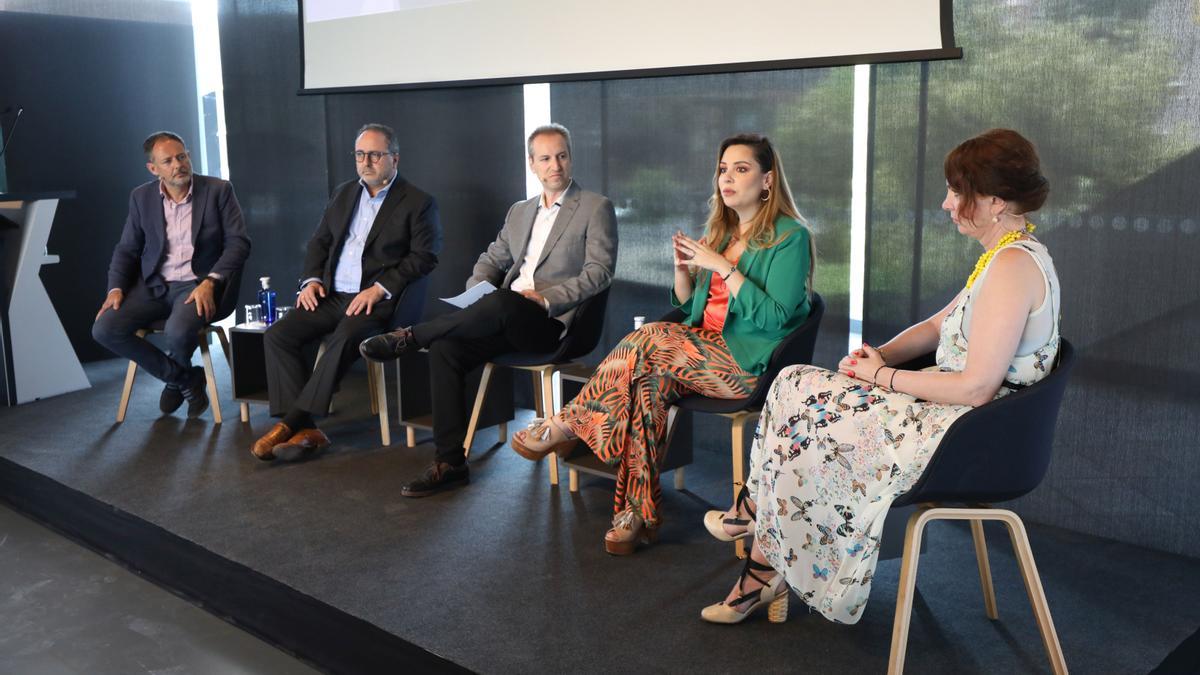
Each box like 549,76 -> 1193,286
331,179 -> 392,295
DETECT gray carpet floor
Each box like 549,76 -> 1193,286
1,357 -> 1197,674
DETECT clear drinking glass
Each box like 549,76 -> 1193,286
245,304 -> 262,324
275,306 -> 292,322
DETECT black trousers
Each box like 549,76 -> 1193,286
264,292 -> 396,417
414,290 -> 564,465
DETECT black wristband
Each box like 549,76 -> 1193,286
721,265 -> 736,281
889,368 -> 898,391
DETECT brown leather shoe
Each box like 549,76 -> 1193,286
271,427 -> 331,462
252,422 -> 293,461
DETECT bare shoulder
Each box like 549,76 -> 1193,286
984,245 -> 1043,296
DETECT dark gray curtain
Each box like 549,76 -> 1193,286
218,0 -> 524,318
0,7 -> 199,362
552,71 -> 853,368
552,0 -> 1200,558
865,0 -> 1200,558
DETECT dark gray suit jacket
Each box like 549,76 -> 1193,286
106,174 -> 251,296
469,182 -> 617,330
302,175 -> 442,298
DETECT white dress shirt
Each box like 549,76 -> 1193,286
511,181 -> 571,298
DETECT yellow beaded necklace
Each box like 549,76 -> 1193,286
965,223 -> 1036,289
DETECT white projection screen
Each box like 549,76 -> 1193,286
299,0 -> 960,93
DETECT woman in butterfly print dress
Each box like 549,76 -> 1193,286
700,129 -> 1063,624
511,134 -> 815,555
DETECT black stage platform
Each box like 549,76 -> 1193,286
2,358 -> 1198,674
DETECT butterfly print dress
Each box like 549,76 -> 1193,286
747,240 -> 1060,623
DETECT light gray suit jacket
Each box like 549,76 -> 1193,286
468,181 -> 618,331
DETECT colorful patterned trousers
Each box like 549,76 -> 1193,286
560,322 -> 756,525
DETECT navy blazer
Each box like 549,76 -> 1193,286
106,174 -> 251,296
301,175 -> 442,298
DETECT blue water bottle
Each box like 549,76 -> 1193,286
258,276 -> 277,325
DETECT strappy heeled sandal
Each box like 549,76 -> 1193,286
700,557 -> 789,624
510,417 -> 578,461
703,485 -> 756,542
604,509 -> 661,556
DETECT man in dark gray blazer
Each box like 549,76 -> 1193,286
251,123 -> 442,462
93,131 -> 250,418
361,123 -> 617,496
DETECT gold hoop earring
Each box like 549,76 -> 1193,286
760,188 -> 771,202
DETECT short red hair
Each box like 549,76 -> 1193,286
944,129 -> 1049,221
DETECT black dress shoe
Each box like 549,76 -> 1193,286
181,366 -> 209,418
401,461 -> 469,498
359,327 -> 416,362
160,384 -> 185,414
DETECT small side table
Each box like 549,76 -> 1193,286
229,323 -> 269,422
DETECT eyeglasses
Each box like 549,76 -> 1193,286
353,150 -> 392,164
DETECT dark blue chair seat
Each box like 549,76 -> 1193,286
318,275 -> 430,446
462,288 -> 611,487
885,339 -> 1075,675
663,293 -> 825,557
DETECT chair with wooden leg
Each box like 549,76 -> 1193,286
661,292 -> 824,559
462,288 -> 610,486
315,276 -> 430,447
885,339 -> 1075,675
115,272 -> 241,424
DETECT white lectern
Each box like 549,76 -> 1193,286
0,191 -> 89,404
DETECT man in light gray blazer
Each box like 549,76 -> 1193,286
360,123 -> 617,496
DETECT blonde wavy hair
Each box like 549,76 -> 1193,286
701,133 -> 815,293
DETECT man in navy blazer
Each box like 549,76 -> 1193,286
93,131 -> 250,417
250,123 -> 442,462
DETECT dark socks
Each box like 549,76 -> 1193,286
434,449 -> 466,468
282,409 -> 316,430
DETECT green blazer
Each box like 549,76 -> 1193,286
671,216 -> 812,376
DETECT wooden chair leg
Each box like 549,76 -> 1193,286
730,412 -> 754,559
116,359 -> 139,423
367,358 -> 380,416
887,507 -> 935,675
531,371 -> 544,417
199,333 -> 222,424
406,427 -> 416,448
371,361 -> 390,446
498,421 -> 508,444
970,519 -> 999,620
213,326 -> 231,362
888,507 -> 1067,675
674,466 -> 686,490
240,402 -> 250,423
115,328 -> 150,423
462,363 -> 495,459
540,368 -> 559,486
999,511 -> 1068,675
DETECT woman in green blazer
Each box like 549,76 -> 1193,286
512,134 -> 815,554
